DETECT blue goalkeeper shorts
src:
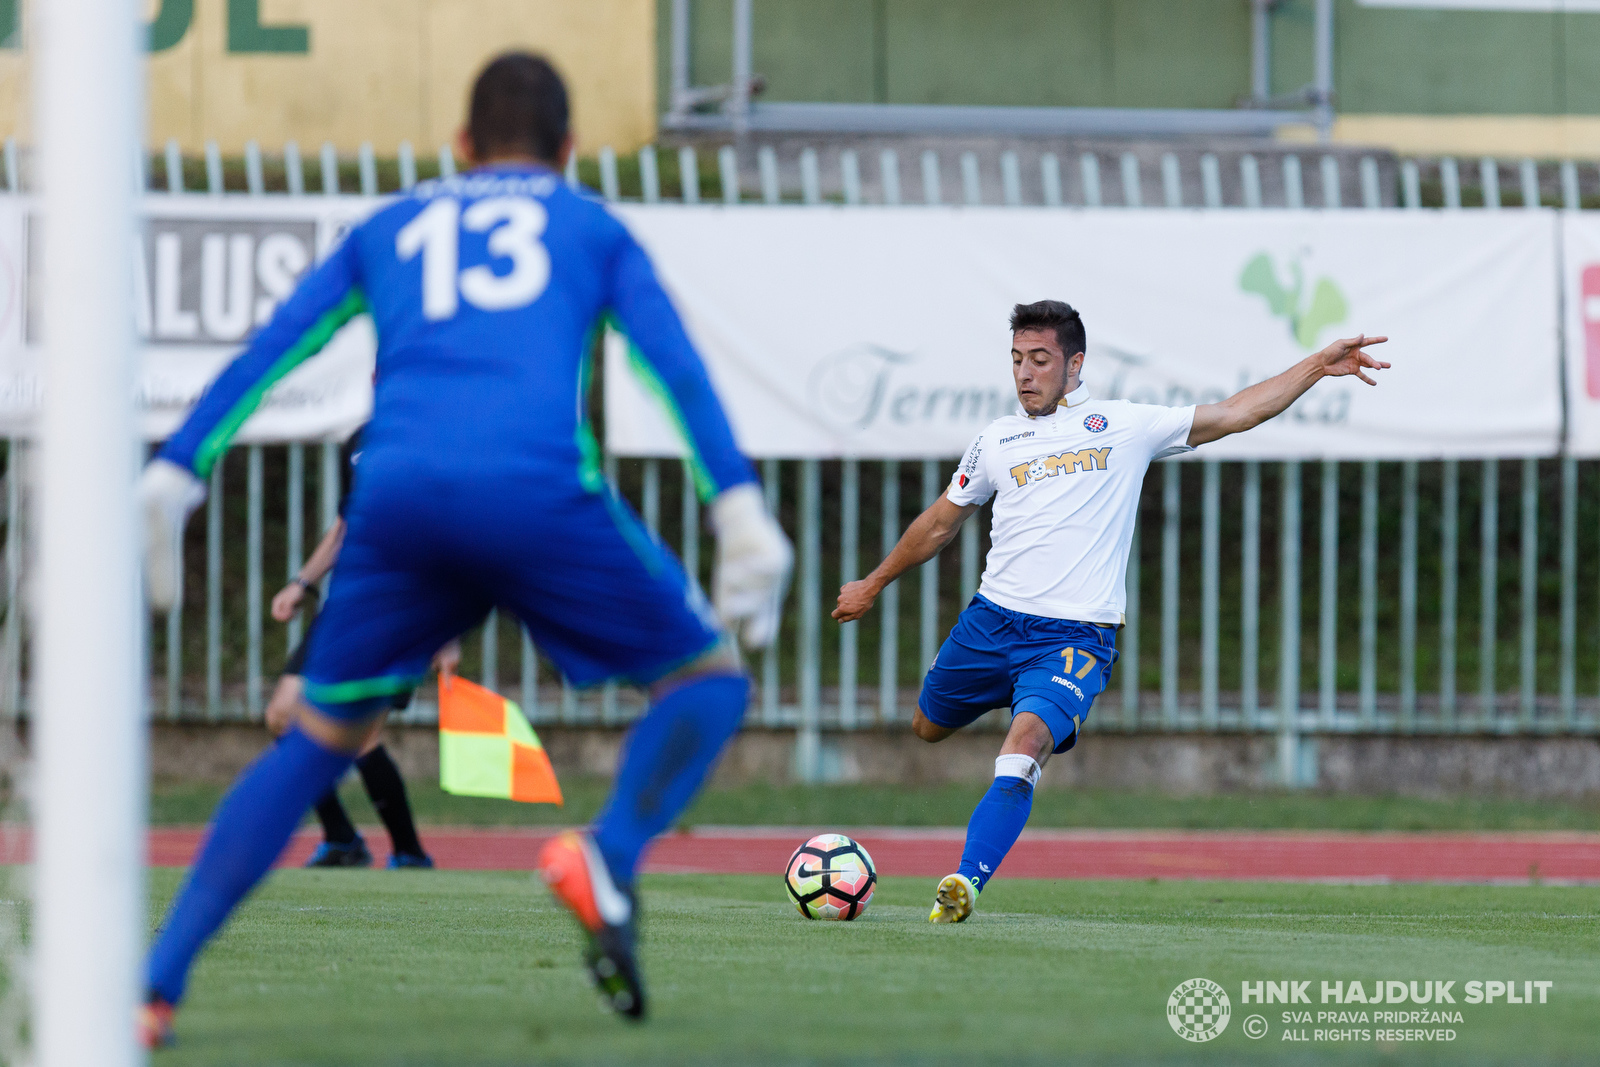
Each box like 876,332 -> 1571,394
917,595 -> 1118,754
300,462 -> 724,720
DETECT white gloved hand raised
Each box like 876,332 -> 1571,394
139,458 -> 206,611
709,482 -> 792,650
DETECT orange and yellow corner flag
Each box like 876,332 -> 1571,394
438,675 -> 563,805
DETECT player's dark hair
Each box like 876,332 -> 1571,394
1009,300 -> 1086,357
467,52 -> 570,163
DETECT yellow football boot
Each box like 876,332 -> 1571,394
927,872 -> 977,923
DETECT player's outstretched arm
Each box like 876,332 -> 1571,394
1187,334 -> 1390,448
833,494 -> 977,623
140,240 -> 366,611
606,226 -> 792,647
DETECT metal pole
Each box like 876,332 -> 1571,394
642,458 -> 660,534
1400,460 -> 1418,730
1283,155 -> 1305,209
801,148 -> 821,205
1313,0 -> 1334,141
1318,460 -> 1339,727
601,146 -> 621,202
1359,460 -> 1378,726
3,441 -> 22,715
34,0 -> 145,1056
879,461 -> 900,722
521,628 -> 539,723
1080,153 -> 1102,207
669,0 -> 691,119
1040,153 -> 1062,207
1480,459 -> 1498,724
1251,0 -> 1271,102
879,150 -> 901,206
681,460 -> 699,584
961,151 -> 982,206
1120,153 -> 1142,208
640,145 -> 660,203
601,454 -> 619,724
797,459 -> 821,780
679,146 -> 700,205
718,145 -> 739,204
481,609 -> 498,693
206,464 -> 223,719
1560,455 -> 1576,727
1241,461 -> 1260,725
730,0 -> 753,135
1241,155 -> 1263,209
762,459 -> 780,725
1279,461 -> 1301,785
921,150 -> 942,205
1440,459 -> 1459,726
284,141 -> 304,195
246,446 -> 263,719
286,443 -> 304,649
1520,457 -> 1537,726
840,459 -> 859,728
1200,460 -> 1219,728
1161,462 -> 1180,728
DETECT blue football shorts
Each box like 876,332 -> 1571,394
917,595 -> 1118,754
300,466 -> 723,720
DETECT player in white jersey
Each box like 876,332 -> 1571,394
833,300 -> 1387,921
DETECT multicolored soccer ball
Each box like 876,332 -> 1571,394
784,833 -> 876,920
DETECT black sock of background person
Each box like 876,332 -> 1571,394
313,789 -> 360,846
357,745 -> 425,858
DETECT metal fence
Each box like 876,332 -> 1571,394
2,135 -> 1599,782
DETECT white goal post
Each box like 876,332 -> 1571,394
32,0 -> 146,1064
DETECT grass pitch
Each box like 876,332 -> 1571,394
149,776 -> 1600,833
151,869 -> 1598,1066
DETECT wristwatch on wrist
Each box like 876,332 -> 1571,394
292,576 -> 314,591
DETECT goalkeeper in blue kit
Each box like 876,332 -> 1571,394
137,54 -> 790,1044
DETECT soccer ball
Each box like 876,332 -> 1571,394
784,833 -> 876,920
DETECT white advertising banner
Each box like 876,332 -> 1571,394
1560,213 -> 1600,456
0,195 -> 382,441
606,206 -> 1561,459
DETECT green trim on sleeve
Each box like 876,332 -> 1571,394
609,323 -> 717,502
573,318 -> 606,493
193,287 -> 369,478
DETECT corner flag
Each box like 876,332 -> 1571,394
438,675 -> 563,804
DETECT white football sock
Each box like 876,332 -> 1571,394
994,753 -> 1041,786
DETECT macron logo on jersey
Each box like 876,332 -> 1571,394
1009,447 -> 1113,487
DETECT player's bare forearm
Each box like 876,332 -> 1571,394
297,518 -> 347,585
833,495 -> 975,622
1188,334 -> 1390,447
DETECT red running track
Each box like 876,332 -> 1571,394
4,826 -> 1594,883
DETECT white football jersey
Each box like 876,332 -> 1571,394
946,384 -> 1195,625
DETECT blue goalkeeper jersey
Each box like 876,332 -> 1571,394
159,164 -> 753,500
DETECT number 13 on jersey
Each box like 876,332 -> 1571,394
396,195 -> 551,320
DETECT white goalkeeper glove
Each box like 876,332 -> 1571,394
139,458 -> 206,612
709,482 -> 792,650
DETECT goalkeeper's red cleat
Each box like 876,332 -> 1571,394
537,831 -> 645,1020
139,994 -> 176,1050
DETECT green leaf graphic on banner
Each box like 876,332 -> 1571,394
1240,252 -> 1347,350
